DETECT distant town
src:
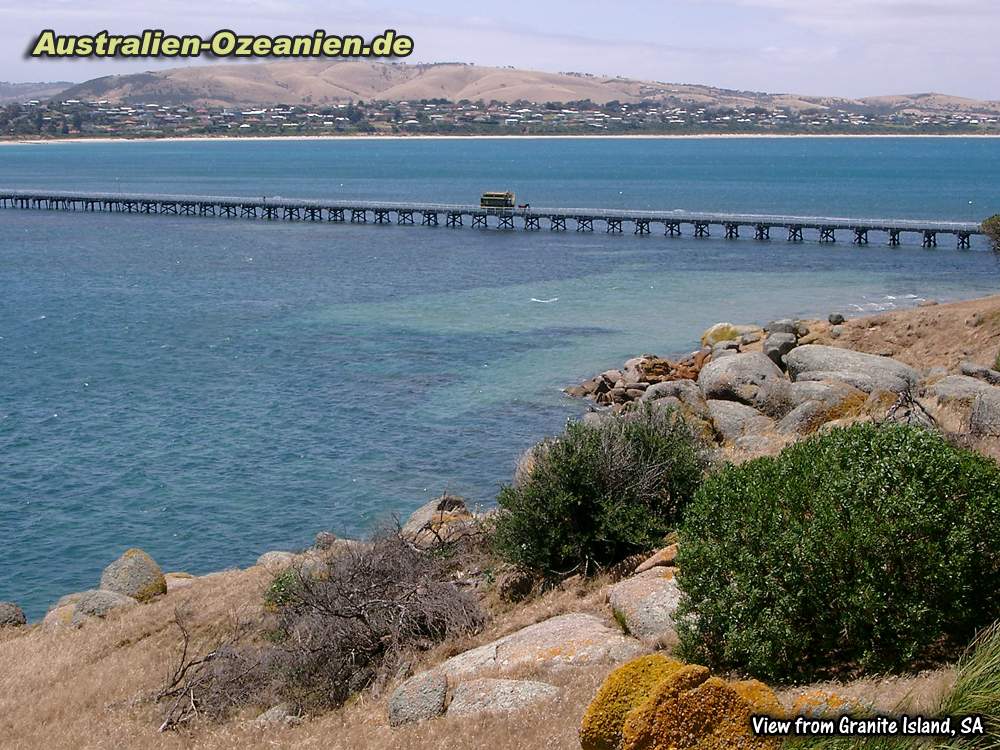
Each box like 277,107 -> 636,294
3,96 -> 1000,139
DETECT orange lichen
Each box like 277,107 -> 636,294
791,690 -> 869,719
620,665 -> 781,750
580,654 -> 685,750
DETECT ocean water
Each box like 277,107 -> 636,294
2,136 -> 999,620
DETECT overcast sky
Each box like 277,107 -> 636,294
2,0 -> 998,99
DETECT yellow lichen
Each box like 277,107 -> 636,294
120,548 -> 167,602
791,690 -> 868,719
731,679 -> 785,718
620,665 -> 781,750
580,654 -> 685,750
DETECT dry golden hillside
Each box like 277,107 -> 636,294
56,60 -> 1000,113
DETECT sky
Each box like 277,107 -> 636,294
1,0 -> 998,100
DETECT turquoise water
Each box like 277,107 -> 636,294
2,137 -> 999,619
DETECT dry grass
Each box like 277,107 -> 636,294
0,566 -> 270,750
0,564 -> 616,750
776,668 -> 956,717
805,295 -> 1000,373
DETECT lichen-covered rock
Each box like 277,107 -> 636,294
621,665 -> 781,750
701,322 -> 742,348
99,548 -> 166,602
71,589 -> 138,625
607,571 -> 682,645
698,353 -> 792,418
446,678 -> 559,717
433,613 -> 645,681
580,654 -> 684,750
402,494 -> 477,549
388,672 -> 448,726
787,380 -> 863,410
790,690 -> 871,719
43,604 -> 76,628
775,386 -> 870,436
0,601 -> 26,627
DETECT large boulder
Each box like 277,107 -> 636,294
99,548 -> 166,602
388,672 -> 448,726
926,375 -> 997,404
776,382 -> 867,435
43,605 -> 76,628
700,322 -> 741,348
763,333 -> 797,369
256,550 -> 297,568
777,400 -> 828,436
923,376 -> 1000,433
622,357 -> 650,386
607,570 -> 682,646
766,319 -> 799,335
71,589 -> 138,625
971,393 -> 1000,437
0,601 -> 26,627
432,613 -> 644,681
961,362 -> 1000,387
795,369 -> 911,395
580,655 -> 685,750
619,666 -> 782,750
785,346 -> 918,394
446,679 -> 559,718
697,353 -> 792,417
706,400 -> 774,443
640,380 -> 708,414
634,545 -> 678,575
402,494 -> 477,549
639,380 -> 714,439
787,380 -> 863,409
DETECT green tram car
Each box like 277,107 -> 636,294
480,191 -> 516,214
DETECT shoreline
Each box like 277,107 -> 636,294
3,132 -> 1000,146
5,291 -> 999,626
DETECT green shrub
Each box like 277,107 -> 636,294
982,214 -> 1000,251
492,405 -> 706,578
677,423 -> 1000,683
263,568 -> 301,612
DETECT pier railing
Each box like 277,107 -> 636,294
0,189 -> 985,249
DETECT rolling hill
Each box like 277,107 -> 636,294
51,61 -> 1000,116
0,81 -> 74,104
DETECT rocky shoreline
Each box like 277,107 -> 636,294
563,304 -> 1000,460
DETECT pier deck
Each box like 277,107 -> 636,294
0,189 -> 985,249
